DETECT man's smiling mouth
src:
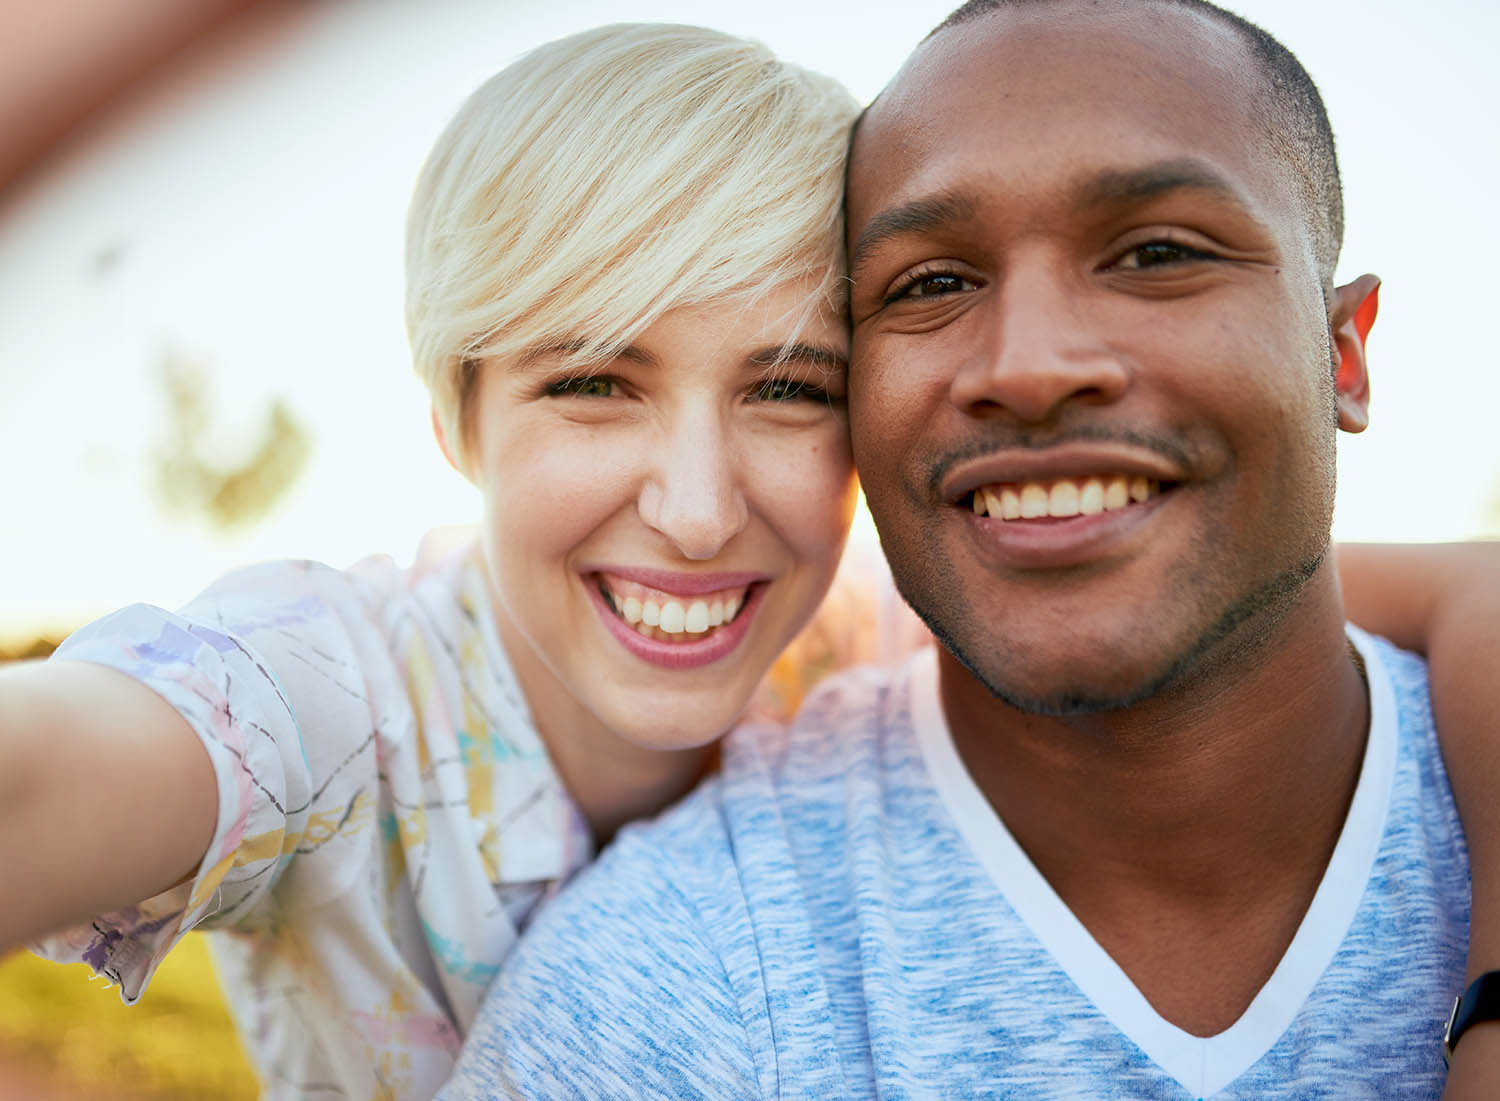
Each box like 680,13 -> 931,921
966,475 -> 1166,520
595,573 -> 753,643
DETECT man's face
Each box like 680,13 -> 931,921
846,4 -> 1361,713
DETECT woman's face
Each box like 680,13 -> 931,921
468,278 -> 857,750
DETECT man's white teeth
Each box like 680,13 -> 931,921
971,475 -> 1162,519
603,578 -> 748,641
1079,479 -> 1105,515
1105,477 -> 1130,510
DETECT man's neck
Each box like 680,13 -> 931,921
938,576 -> 1371,1036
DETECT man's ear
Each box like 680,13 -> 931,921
1330,273 -> 1379,434
431,406 -> 471,481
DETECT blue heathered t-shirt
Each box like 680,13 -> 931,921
440,629 -> 1468,1099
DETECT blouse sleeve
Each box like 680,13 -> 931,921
33,559 -> 386,1002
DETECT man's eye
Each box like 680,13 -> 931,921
1114,241 -> 1214,270
751,378 -> 827,403
546,375 -> 615,398
888,271 -> 975,303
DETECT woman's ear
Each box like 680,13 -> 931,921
1330,273 -> 1379,434
431,406 -> 470,480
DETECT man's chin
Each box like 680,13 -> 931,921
935,559 -> 1330,720
979,672 -> 1176,718
958,651 -> 1174,717
926,618 -> 1160,717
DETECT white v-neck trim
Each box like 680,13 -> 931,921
909,629 -> 1398,1098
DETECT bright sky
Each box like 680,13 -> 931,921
1,0 -> 1496,643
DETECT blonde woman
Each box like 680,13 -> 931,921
6,26 -> 858,1098
2,20 -> 1497,1101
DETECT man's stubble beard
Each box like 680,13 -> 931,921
888,527 -> 1330,718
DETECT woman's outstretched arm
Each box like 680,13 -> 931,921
0,660 -> 217,952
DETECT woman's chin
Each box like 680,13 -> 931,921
600,696 -> 748,753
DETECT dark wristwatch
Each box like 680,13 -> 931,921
1444,970 -> 1500,1066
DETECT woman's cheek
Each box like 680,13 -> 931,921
763,421 -> 857,558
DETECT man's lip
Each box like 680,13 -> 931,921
940,444 -> 1186,503
581,566 -> 771,597
964,488 -> 1173,569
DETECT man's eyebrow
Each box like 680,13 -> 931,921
850,163 -> 1252,276
850,192 -> 976,274
1075,159 -> 1248,209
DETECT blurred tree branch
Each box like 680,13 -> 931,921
153,353 -> 311,531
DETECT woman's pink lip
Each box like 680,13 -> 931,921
586,566 -> 769,597
587,580 -> 766,670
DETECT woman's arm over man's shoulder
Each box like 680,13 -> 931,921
1336,540 -> 1500,1100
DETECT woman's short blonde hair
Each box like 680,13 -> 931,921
405,23 -> 860,468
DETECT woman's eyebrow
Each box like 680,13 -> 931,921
513,341 -> 657,372
747,343 -> 848,369
849,191 -> 976,275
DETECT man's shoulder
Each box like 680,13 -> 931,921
723,652 -> 924,789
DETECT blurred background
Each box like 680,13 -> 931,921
1,0 -> 1495,1096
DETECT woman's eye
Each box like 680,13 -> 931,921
751,378 -> 827,403
890,272 -> 974,302
1114,241 -> 1214,270
546,375 -> 614,398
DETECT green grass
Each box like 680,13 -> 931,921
0,934 -> 258,1099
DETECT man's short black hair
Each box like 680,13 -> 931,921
927,0 -> 1344,286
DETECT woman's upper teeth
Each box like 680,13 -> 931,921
970,475 -> 1160,519
599,575 -> 747,636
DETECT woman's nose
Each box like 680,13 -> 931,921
636,419 -> 749,560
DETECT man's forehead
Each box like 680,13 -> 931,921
878,1 -> 1253,107
850,2 -> 1264,209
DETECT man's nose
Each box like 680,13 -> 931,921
948,267 -> 1130,423
636,415 -> 749,561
